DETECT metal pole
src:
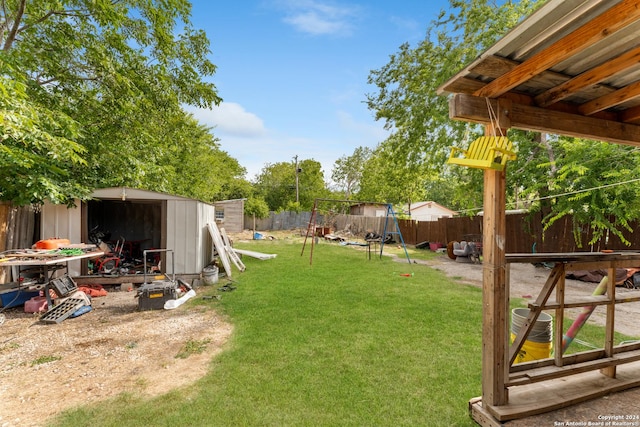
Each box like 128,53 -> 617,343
295,155 -> 299,204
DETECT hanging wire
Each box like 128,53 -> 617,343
456,177 -> 640,214
485,97 -> 505,137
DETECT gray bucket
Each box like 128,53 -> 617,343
511,308 -> 553,343
202,266 -> 219,285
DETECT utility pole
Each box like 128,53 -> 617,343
294,155 -> 299,204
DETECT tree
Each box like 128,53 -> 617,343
331,146 -> 372,199
0,65 -> 86,205
1,0 -> 222,205
365,0 -> 540,211
366,0 -> 640,243
244,196 -> 270,234
527,138 -> 640,246
254,158 -> 328,211
150,114 -> 249,202
358,136 -> 428,205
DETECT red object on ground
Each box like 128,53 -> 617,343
24,296 -> 48,313
79,285 -> 108,297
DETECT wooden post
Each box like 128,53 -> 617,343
602,264 -> 617,378
482,116 -> 510,407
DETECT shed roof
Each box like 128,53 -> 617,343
437,0 -> 640,146
91,187 -> 195,202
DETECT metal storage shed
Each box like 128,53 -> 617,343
41,187 -> 216,278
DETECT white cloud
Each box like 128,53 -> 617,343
186,102 -> 266,137
278,0 -> 360,36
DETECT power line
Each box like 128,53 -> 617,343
456,177 -> 640,214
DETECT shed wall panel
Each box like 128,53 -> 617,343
41,201 -> 83,275
167,200 -> 196,275
199,202 -> 216,270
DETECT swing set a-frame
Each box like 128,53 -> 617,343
300,198 -> 411,265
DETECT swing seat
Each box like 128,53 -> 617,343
447,136 -> 516,171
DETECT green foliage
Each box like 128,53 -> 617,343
31,354 -> 61,366
358,135 -> 430,205
533,138 -> 640,247
254,158 -> 328,211
364,1 -> 540,210
175,339 -> 210,359
244,196 -> 270,219
0,0 -> 234,205
331,146 -> 372,198
361,0 -> 640,244
0,64 -> 89,205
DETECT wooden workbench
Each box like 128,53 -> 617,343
474,251 -> 640,423
0,247 -> 105,307
0,249 -> 104,267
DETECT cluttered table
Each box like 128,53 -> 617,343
0,244 -> 104,318
0,245 -> 103,266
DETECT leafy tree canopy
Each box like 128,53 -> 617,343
254,159 -> 328,211
331,146 -> 372,199
362,0 -> 640,244
1,0 -> 230,205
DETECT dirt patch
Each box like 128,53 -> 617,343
0,288 -> 232,427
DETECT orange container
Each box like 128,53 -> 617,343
33,238 -> 71,249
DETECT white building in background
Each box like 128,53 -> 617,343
405,201 -> 456,221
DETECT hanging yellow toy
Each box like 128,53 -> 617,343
447,135 -> 516,171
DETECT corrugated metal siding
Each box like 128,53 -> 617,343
199,202 -> 216,270
166,200 -> 216,275
41,201 -> 83,275
166,200 -> 196,275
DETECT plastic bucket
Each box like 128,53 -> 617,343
201,266 -> 219,285
511,308 -> 553,363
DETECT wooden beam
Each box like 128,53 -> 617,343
474,0 -> 640,98
450,94 -> 640,145
535,45 -> 640,107
579,79 -> 640,115
481,122 -> 509,407
622,104 -> 640,122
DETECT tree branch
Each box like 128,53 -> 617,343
2,0 -> 25,51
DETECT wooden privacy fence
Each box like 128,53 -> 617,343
398,211 -> 640,253
248,210 -> 640,253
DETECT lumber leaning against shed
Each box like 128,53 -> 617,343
207,222 -> 232,278
220,227 -> 246,272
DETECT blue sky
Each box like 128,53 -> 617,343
185,1 -> 451,183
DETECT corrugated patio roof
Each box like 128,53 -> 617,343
437,0 -> 640,145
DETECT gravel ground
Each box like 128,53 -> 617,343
0,287 -> 232,427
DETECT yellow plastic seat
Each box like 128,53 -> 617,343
447,136 -> 516,171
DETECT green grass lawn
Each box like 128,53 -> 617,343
51,239 -> 636,426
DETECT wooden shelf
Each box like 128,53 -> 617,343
528,290 -> 640,310
508,348 -> 640,386
529,295 -> 609,310
482,361 -> 640,422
